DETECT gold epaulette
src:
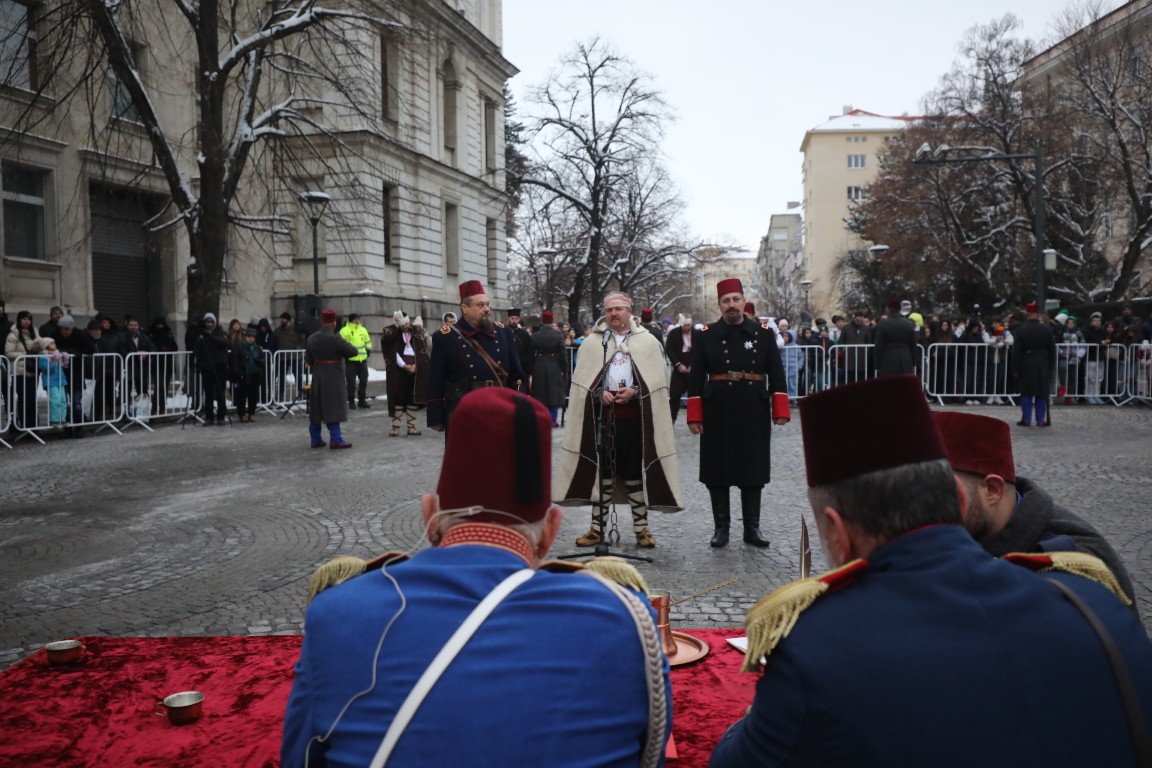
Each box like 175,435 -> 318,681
581,557 -> 650,594
1002,551 -> 1132,606
440,325 -> 452,334
742,558 -> 869,672
306,551 -> 410,604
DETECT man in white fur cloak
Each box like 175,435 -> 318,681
554,292 -> 683,548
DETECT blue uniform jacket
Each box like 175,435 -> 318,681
426,319 -> 524,429
710,525 -> 1152,768
282,545 -> 671,768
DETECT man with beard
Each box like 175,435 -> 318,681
380,311 -> 428,436
555,292 -> 682,548
427,280 -> 524,432
933,411 -> 1137,612
687,279 -> 789,548
528,310 -> 568,427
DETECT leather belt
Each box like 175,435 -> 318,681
708,372 -> 765,382
469,379 -> 501,390
312,359 -> 342,365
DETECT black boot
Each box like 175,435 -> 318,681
741,486 -> 770,547
708,486 -> 730,547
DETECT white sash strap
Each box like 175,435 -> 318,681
368,568 -> 535,768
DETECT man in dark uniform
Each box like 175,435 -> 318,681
1012,301 -> 1056,427
837,308 -> 873,383
640,307 -> 663,344
873,299 -> 918,376
528,310 -> 568,427
934,411 -> 1138,612
306,309 -> 358,449
711,375 -> 1152,768
687,279 -> 790,548
665,314 -> 694,422
506,308 -> 532,380
427,280 -> 525,432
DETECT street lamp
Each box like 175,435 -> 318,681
298,191 -> 331,296
913,144 -> 1048,308
799,279 -> 812,312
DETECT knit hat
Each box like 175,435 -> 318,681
392,310 -> 409,327
799,375 -> 947,488
900,300 -> 912,316
437,389 -> 552,524
933,412 -> 1016,483
58,315 -> 76,329
244,324 -> 258,336
203,312 -> 217,324
678,314 -> 692,326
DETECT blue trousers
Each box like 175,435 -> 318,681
1019,395 -> 1048,426
309,421 -> 344,444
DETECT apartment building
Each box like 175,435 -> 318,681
756,209 -> 804,320
799,107 -> 913,319
0,0 -> 514,335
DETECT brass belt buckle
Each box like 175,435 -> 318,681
728,371 -> 741,382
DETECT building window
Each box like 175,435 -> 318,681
379,34 -> 398,121
848,154 -> 866,169
483,97 -> 497,174
444,201 -> 459,275
0,0 -> 37,90
485,217 -> 497,286
2,162 -> 46,259
847,186 -> 867,201
442,59 -> 458,164
383,184 -> 395,265
110,40 -> 143,123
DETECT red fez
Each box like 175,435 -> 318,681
320,309 -> 337,323
541,310 -> 554,324
1025,302 -> 1040,314
459,280 -> 486,301
932,412 -> 1016,483
716,278 -> 743,299
799,375 -> 946,487
437,389 -> 552,524
887,299 -> 900,313
743,301 -> 755,315
641,307 -> 654,322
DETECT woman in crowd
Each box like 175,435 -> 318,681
959,318 -> 987,404
4,310 -> 41,428
932,319 -> 959,403
1057,315 -> 1085,404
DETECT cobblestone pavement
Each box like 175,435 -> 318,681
2,395 -> 1150,669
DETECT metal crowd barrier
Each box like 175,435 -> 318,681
0,356 -> 10,449
924,343 -> 1014,406
267,349 -> 309,416
6,353 -> 125,444
123,351 -> 201,430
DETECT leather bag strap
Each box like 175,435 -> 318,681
1046,578 -> 1152,767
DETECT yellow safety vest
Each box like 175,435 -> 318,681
340,323 -> 372,362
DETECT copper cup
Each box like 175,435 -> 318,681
45,640 -> 83,666
161,691 -> 204,725
648,590 -> 679,657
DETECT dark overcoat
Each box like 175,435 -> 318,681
1012,319 -> 1056,397
873,315 -> 918,376
426,319 -> 525,430
306,328 -> 358,424
687,317 -> 787,487
528,325 -> 568,409
380,325 -> 429,416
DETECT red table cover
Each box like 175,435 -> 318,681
0,629 -> 755,767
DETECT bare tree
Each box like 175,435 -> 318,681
515,37 -> 673,326
0,0 -> 399,323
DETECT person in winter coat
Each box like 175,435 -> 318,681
193,312 -> 232,425
306,309 -> 359,448
528,310 -> 569,427
231,324 -> 266,422
4,310 -> 41,428
37,338 -> 69,425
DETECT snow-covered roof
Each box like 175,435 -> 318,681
808,109 -> 917,133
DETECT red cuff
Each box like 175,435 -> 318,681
772,392 -> 791,423
687,396 -> 703,423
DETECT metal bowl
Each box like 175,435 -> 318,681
162,691 -> 204,725
45,640 -> 83,666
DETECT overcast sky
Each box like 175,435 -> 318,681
502,0 -> 1120,254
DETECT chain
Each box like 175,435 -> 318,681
670,578 -> 739,607
605,400 -> 620,545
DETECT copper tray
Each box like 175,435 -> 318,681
667,630 -> 709,666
